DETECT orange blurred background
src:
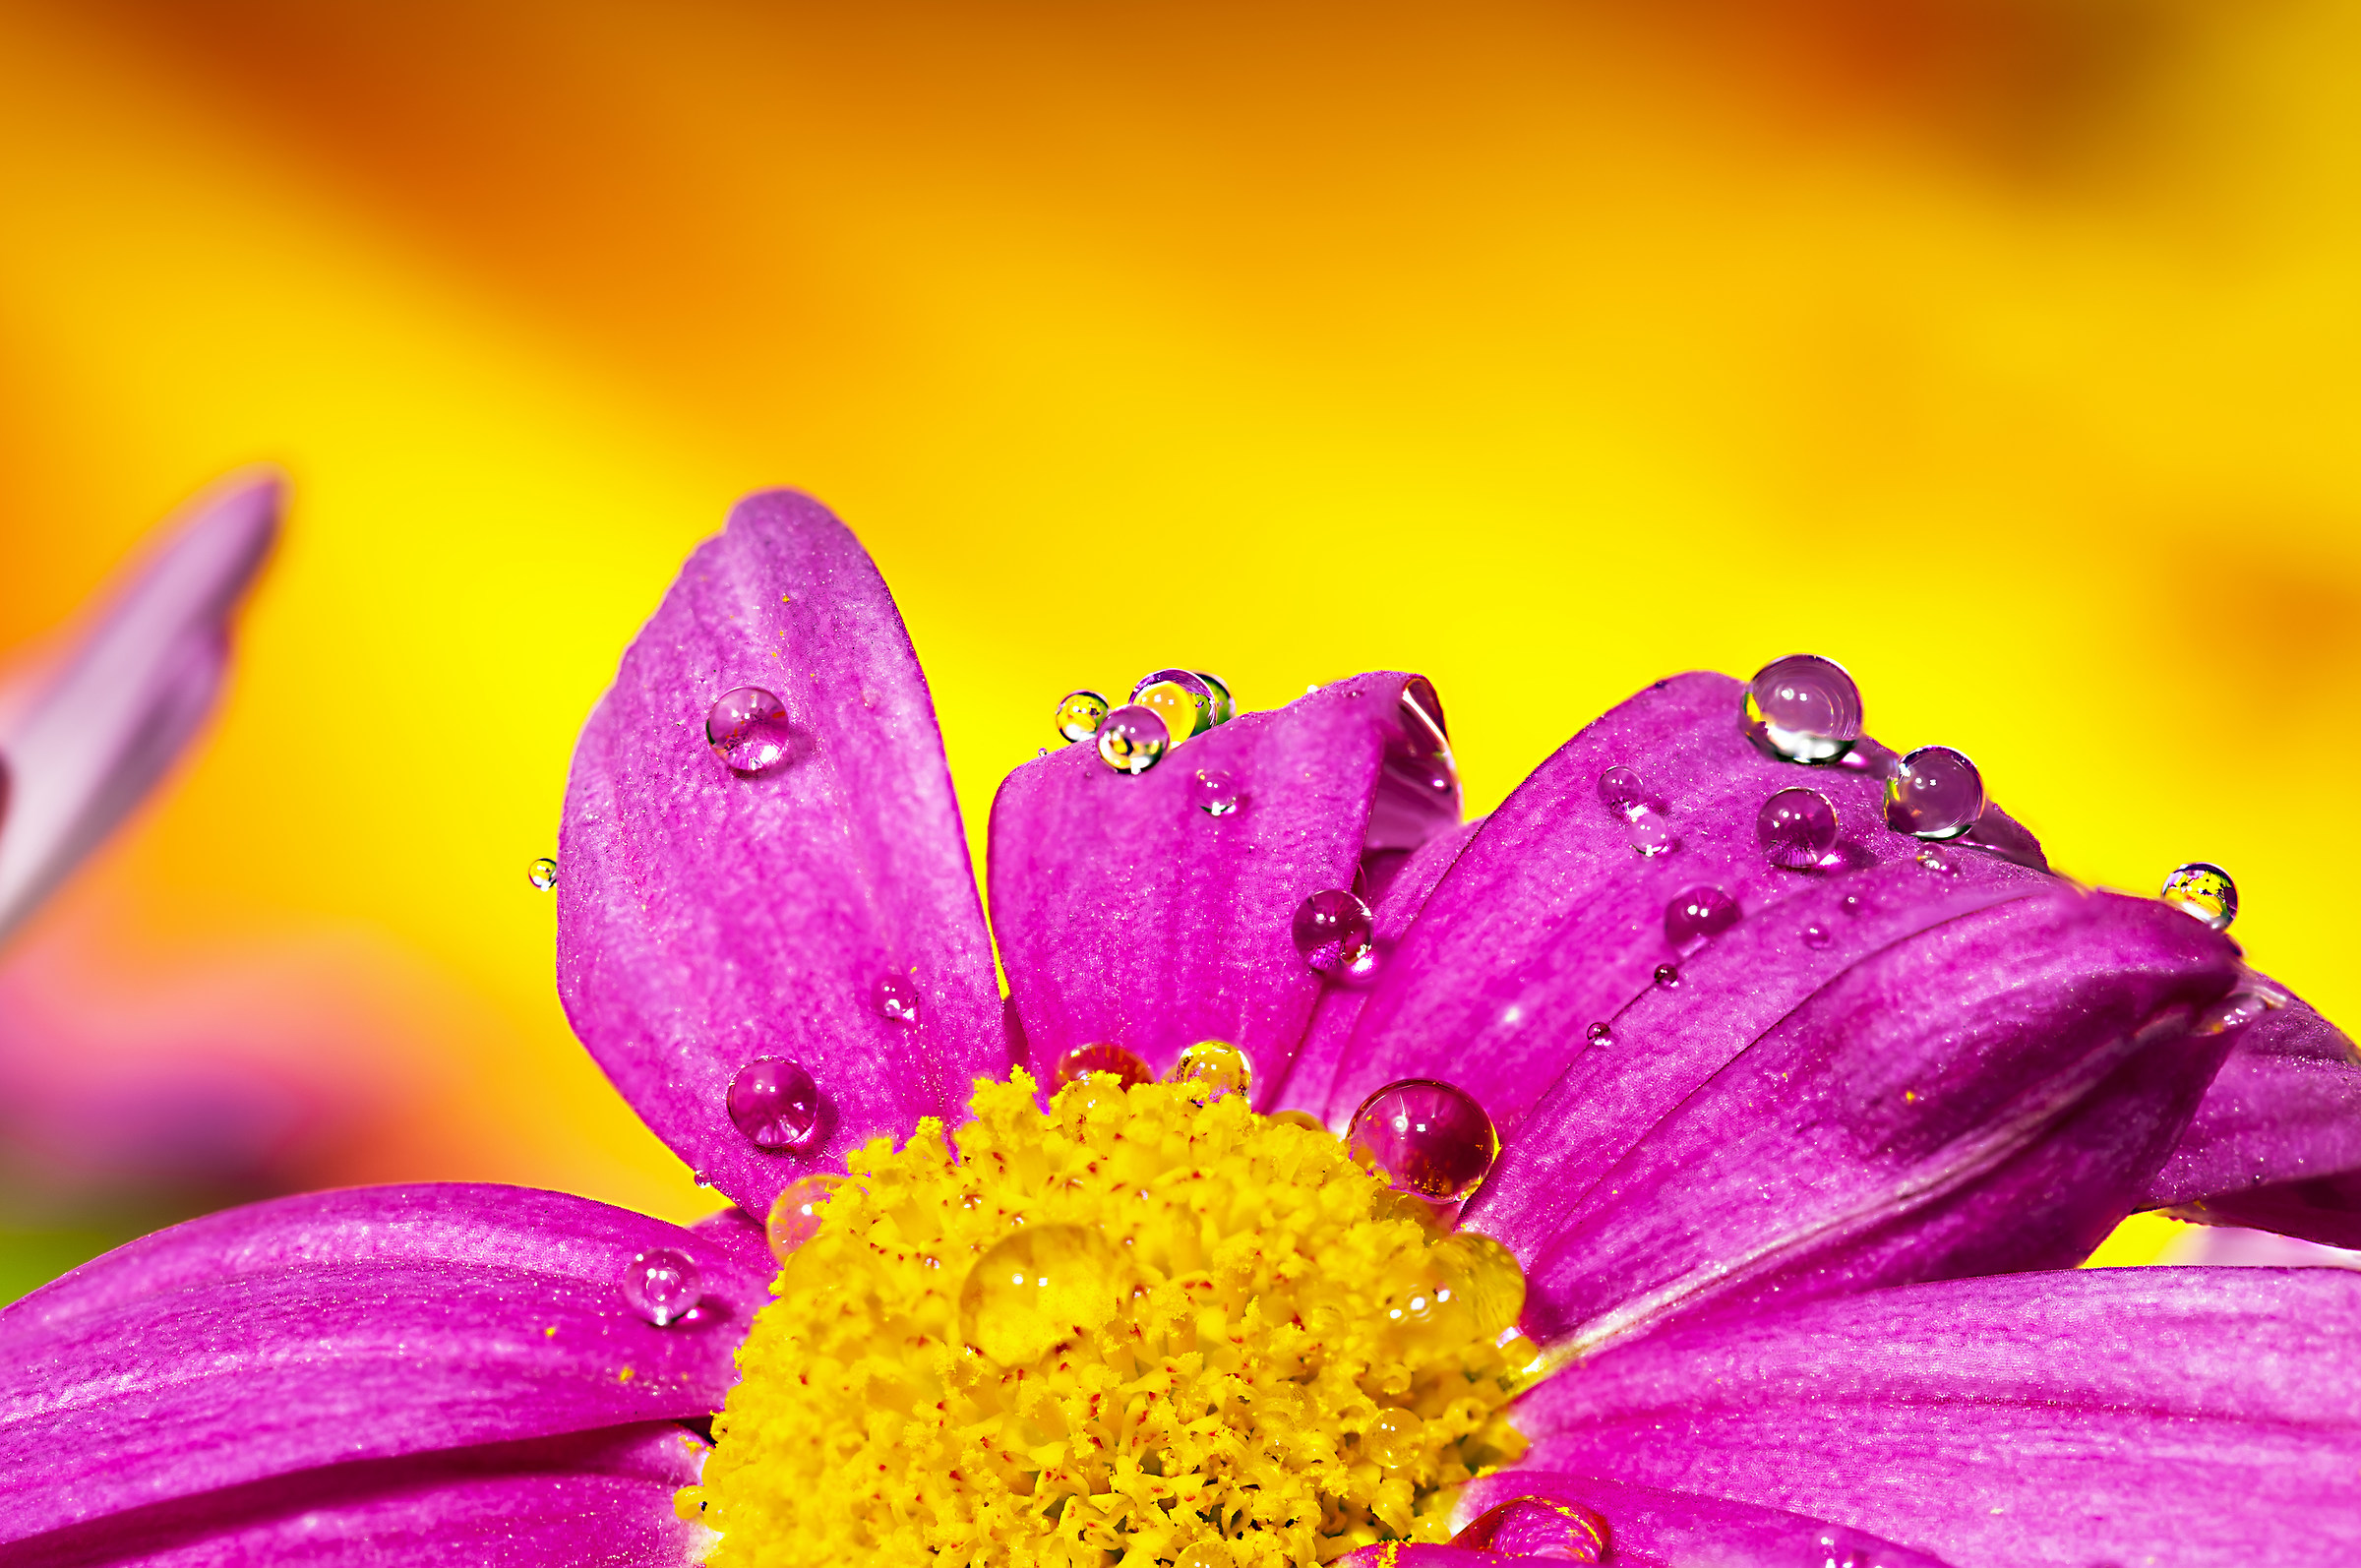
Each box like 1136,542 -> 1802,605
2,0 -> 2356,1295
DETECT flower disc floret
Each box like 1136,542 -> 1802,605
683,1072 -> 1533,1566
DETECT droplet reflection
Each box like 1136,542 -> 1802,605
706,687 -> 793,774
1742,654 -> 1863,764
1346,1078 -> 1499,1202
621,1247 -> 702,1327
2161,862 -> 2237,932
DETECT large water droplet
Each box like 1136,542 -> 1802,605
959,1225 -> 1124,1364
706,687 -> 793,774
1130,670 -> 1215,740
621,1246 -> 702,1327
1166,1040 -> 1252,1100
1293,888 -> 1375,977
1194,671 -> 1236,726
1884,746 -> 1985,840
1347,1079 -> 1499,1202
727,1057 -> 821,1150
1757,787 -> 1839,870
1190,767 -> 1242,816
1663,884 -> 1740,951
1052,1043 -> 1153,1091
1597,765 -> 1651,819
766,1174 -> 843,1261
1625,812 -> 1681,859
1361,1408 -> 1422,1470
2161,862 -> 2237,931
1451,1496 -> 1609,1563
527,856 -> 558,891
1742,653 -> 1862,764
1096,704 -> 1169,774
1053,689 -> 1110,744
872,975 -> 921,1026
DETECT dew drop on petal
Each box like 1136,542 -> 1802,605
1653,963 -> 1679,988
1096,704 -> 1169,774
1884,746 -> 1985,840
726,1056 -> 821,1150
1190,767 -> 1242,816
1803,922 -> 1831,948
1757,787 -> 1838,870
1362,1408 -> 1422,1470
527,856 -> 558,891
1597,765 -> 1650,819
1742,653 -> 1863,764
1053,689 -> 1110,744
1916,846 -> 1959,877
1347,1078 -> 1499,1202
1293,888 -> 1375,976
1131,671 -> 1215,739
765,1174 -> 843,1262
621,1246 -> 702,1327
1663,884 -> 1740,951
959,1224 -> 1123,1364
872,975 -> 921,1026
1452,1495 -> 1609,1563
1625,812 -> 1681,859
2161,862 -> 2237,932
2199,988 -> 2271,1035
1194,671 -> 1236,725
1585,1021 -> 1612,1044
1053,1043 -> 1153,1091
706,686 -> 793,774
1166,1039 -> 1252,1100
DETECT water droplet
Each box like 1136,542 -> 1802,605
1597,765 -> 1651,819
1663,884 -> 1740,951
1095,704 -> 1169,774
527,856 -> 558,891
706,687 -> 793,774
1803,922 -> 1831,948
2198,988 -> 2271,1035
1451,1495 -> 1609,1563
1053,689 -> 1109,744
2161,862 -> 2237,932
1429,1232 -> 1527,1336
959,1225 -> 1124,1364
1269,1109 -> 1328,1133
1172,1545 -> 1231,1568
1916,846 -> 1959,877
1742,653 -> 1863,764
1625,812 -> 1681,858
726,1057 -> 821,1150
1194,671 -> 1236,726
1653,963 -> 1679,988
1347,1079 -> 1498,1202
1757,787 -> 1838,870
1190,767 -> 1242,816
872,975 -> 921,1026
1166,1040 -> 1252,1100
621,1247 -> 702,1327
1362,1408 -> 1422,1470
1840,891 -> 1866,918
1884,746 -> 1985,840
1585,1021 -> 1611,1044
1130,670 -> 1215,740
765,1174 -> 843,1261
1292,889 -> 1375,977
1052,1043 -> 1153,1091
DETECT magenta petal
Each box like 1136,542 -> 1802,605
0,1183 -> 767,1543
558,490 -> 1003,1216
4,1424 -> 704,1566
0,471 -> 279,942
1514,1267 -> 2361,1567
987,673 -> 1459,1097
1454,1474 -> 1958,1568
1317,672 -> 2050,1131
1467,880 -> 2238,1347
2146,985 -> 2361,1247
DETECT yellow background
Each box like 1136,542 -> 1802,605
1,2 -> 2354,1270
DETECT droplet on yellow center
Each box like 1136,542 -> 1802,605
1430,1232 -> 1528,1336
1362,1407 -> 1423,1470
1173,1543 -> 1232,1568
1166,1039 -> 1252,1100
1136,679 -> 1211,741
957,1224 -> 1126,1365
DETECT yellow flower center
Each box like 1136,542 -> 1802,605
679,1071 -> 1535,1566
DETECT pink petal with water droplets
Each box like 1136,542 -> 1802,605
1451,1473 -> 1959,1568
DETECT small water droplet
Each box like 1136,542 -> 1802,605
706,687 -> 794,773
1916,846 -> 1959,876
1663,884 -> 1740,951
1451,1495 -> 1609,1563
726,1057 -> 821,1150
1166,1040 -> 1252,1100
1172,1545 -> 1231,1568
1053,689 -> 1110,744
1625,811 -> 1681,858
1653,963 -> 1680,988
1361,1408 -> 1422,1470
959,1225 -> 1123,1364
1130,670 -> 1215,740
1270,1109 -> 1328,1133
1095,704 -> 1169,774
1802,922 -> 1831,948
1757,787 -> 1839,870
2198,988 -> 2271,1035
1293,888 -> 1375,977
1347,1079 -> 1498,1202
1885,746 -> 1985,840
1190,767 -> 1242,816
1597,765 -> 1650,819
1194,671 -> 1236,726
1840,892 -> 1865,918
2161,862 -> 2237,932
1585,1021 -> 1612,1044
872,975 -> 921,1026
1052,1043 -> 1153,1091
527,856 -> 558,891
621,1246 -> 702,1327
1742,653 -> 1863,764
765,1174 -> 843,1261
